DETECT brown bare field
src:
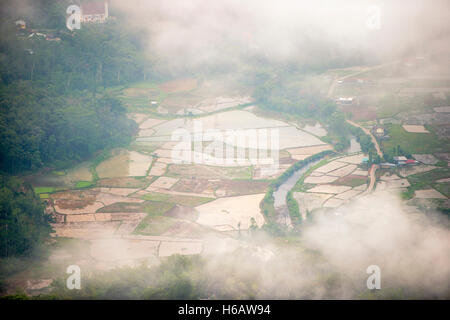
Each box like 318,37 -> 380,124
51,221 -> 121,239
149,161 -> 168,176
159,94 -> 204,113
414,189 -> 447,199
332,174 -> 368,187
51,188 -> 145,215
51,189 -> 98,201
149,176 -> 179,190
123,87 -> 159,97
171,178 -> 269,197
54,200 -> 104,214
159,78 -> 198,93
402,125 -> 430,133
339,105 -> 377,121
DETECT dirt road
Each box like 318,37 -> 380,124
346,119 -> 383,158
363,164 -> 379,195
327,60 -> 400,98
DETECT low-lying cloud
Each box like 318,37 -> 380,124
112,0 -> 450,72
201,191 -> 450,299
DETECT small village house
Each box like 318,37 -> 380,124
393,156 -> 418,166
371,124 -> 389,140
15,20 -> 26,30
393,156 -> 407,165
81,1 -> 109,24
335,97 -> 357,105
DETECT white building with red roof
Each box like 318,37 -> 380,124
81,1 -> 109,24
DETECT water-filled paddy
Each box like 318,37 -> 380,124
96,149 -> 153,178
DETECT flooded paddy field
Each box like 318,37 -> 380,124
21,76 -> 341,275
290,154 -> 370,215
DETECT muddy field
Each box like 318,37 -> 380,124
159,78 -> 198,93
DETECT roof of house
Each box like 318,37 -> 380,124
380,162 -> 396,166
394,156 -> 407,161
81,1 -> 106,15
405,159 -> 416,164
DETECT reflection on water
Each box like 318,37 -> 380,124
96,149 -> 153,178
303,122 -> 327,137
137,110 -> 326,149
273,159 -> 322,226
347,136 -> 362,153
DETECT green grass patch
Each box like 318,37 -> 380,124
134,215 -> 178,235
39,193 -> 49,199
141,201 -> 176,217
407,168 -> 450,185
33,187 -> 55,194
75,181 -> 93,189
402,167 -> 450,199
134,201 -> 177,235
434,183 -> 450,198
382,124 -> 448,155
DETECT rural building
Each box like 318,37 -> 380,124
15,20 -> 26,30
336,97 -> 357,105
371,125 -> 389,139
405,159 -> 418,165
392,156 -> 418,166
81,1 -> 109,24
393,156 -> 407,165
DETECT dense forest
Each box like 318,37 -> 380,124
0,1 -> 150,173
0,176 -> 51,257
0,0 -> 151,256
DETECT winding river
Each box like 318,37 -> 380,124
273,158 -> 322,226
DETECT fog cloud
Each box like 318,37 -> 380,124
112,0 -> 450,72
201,191 -> 450,299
